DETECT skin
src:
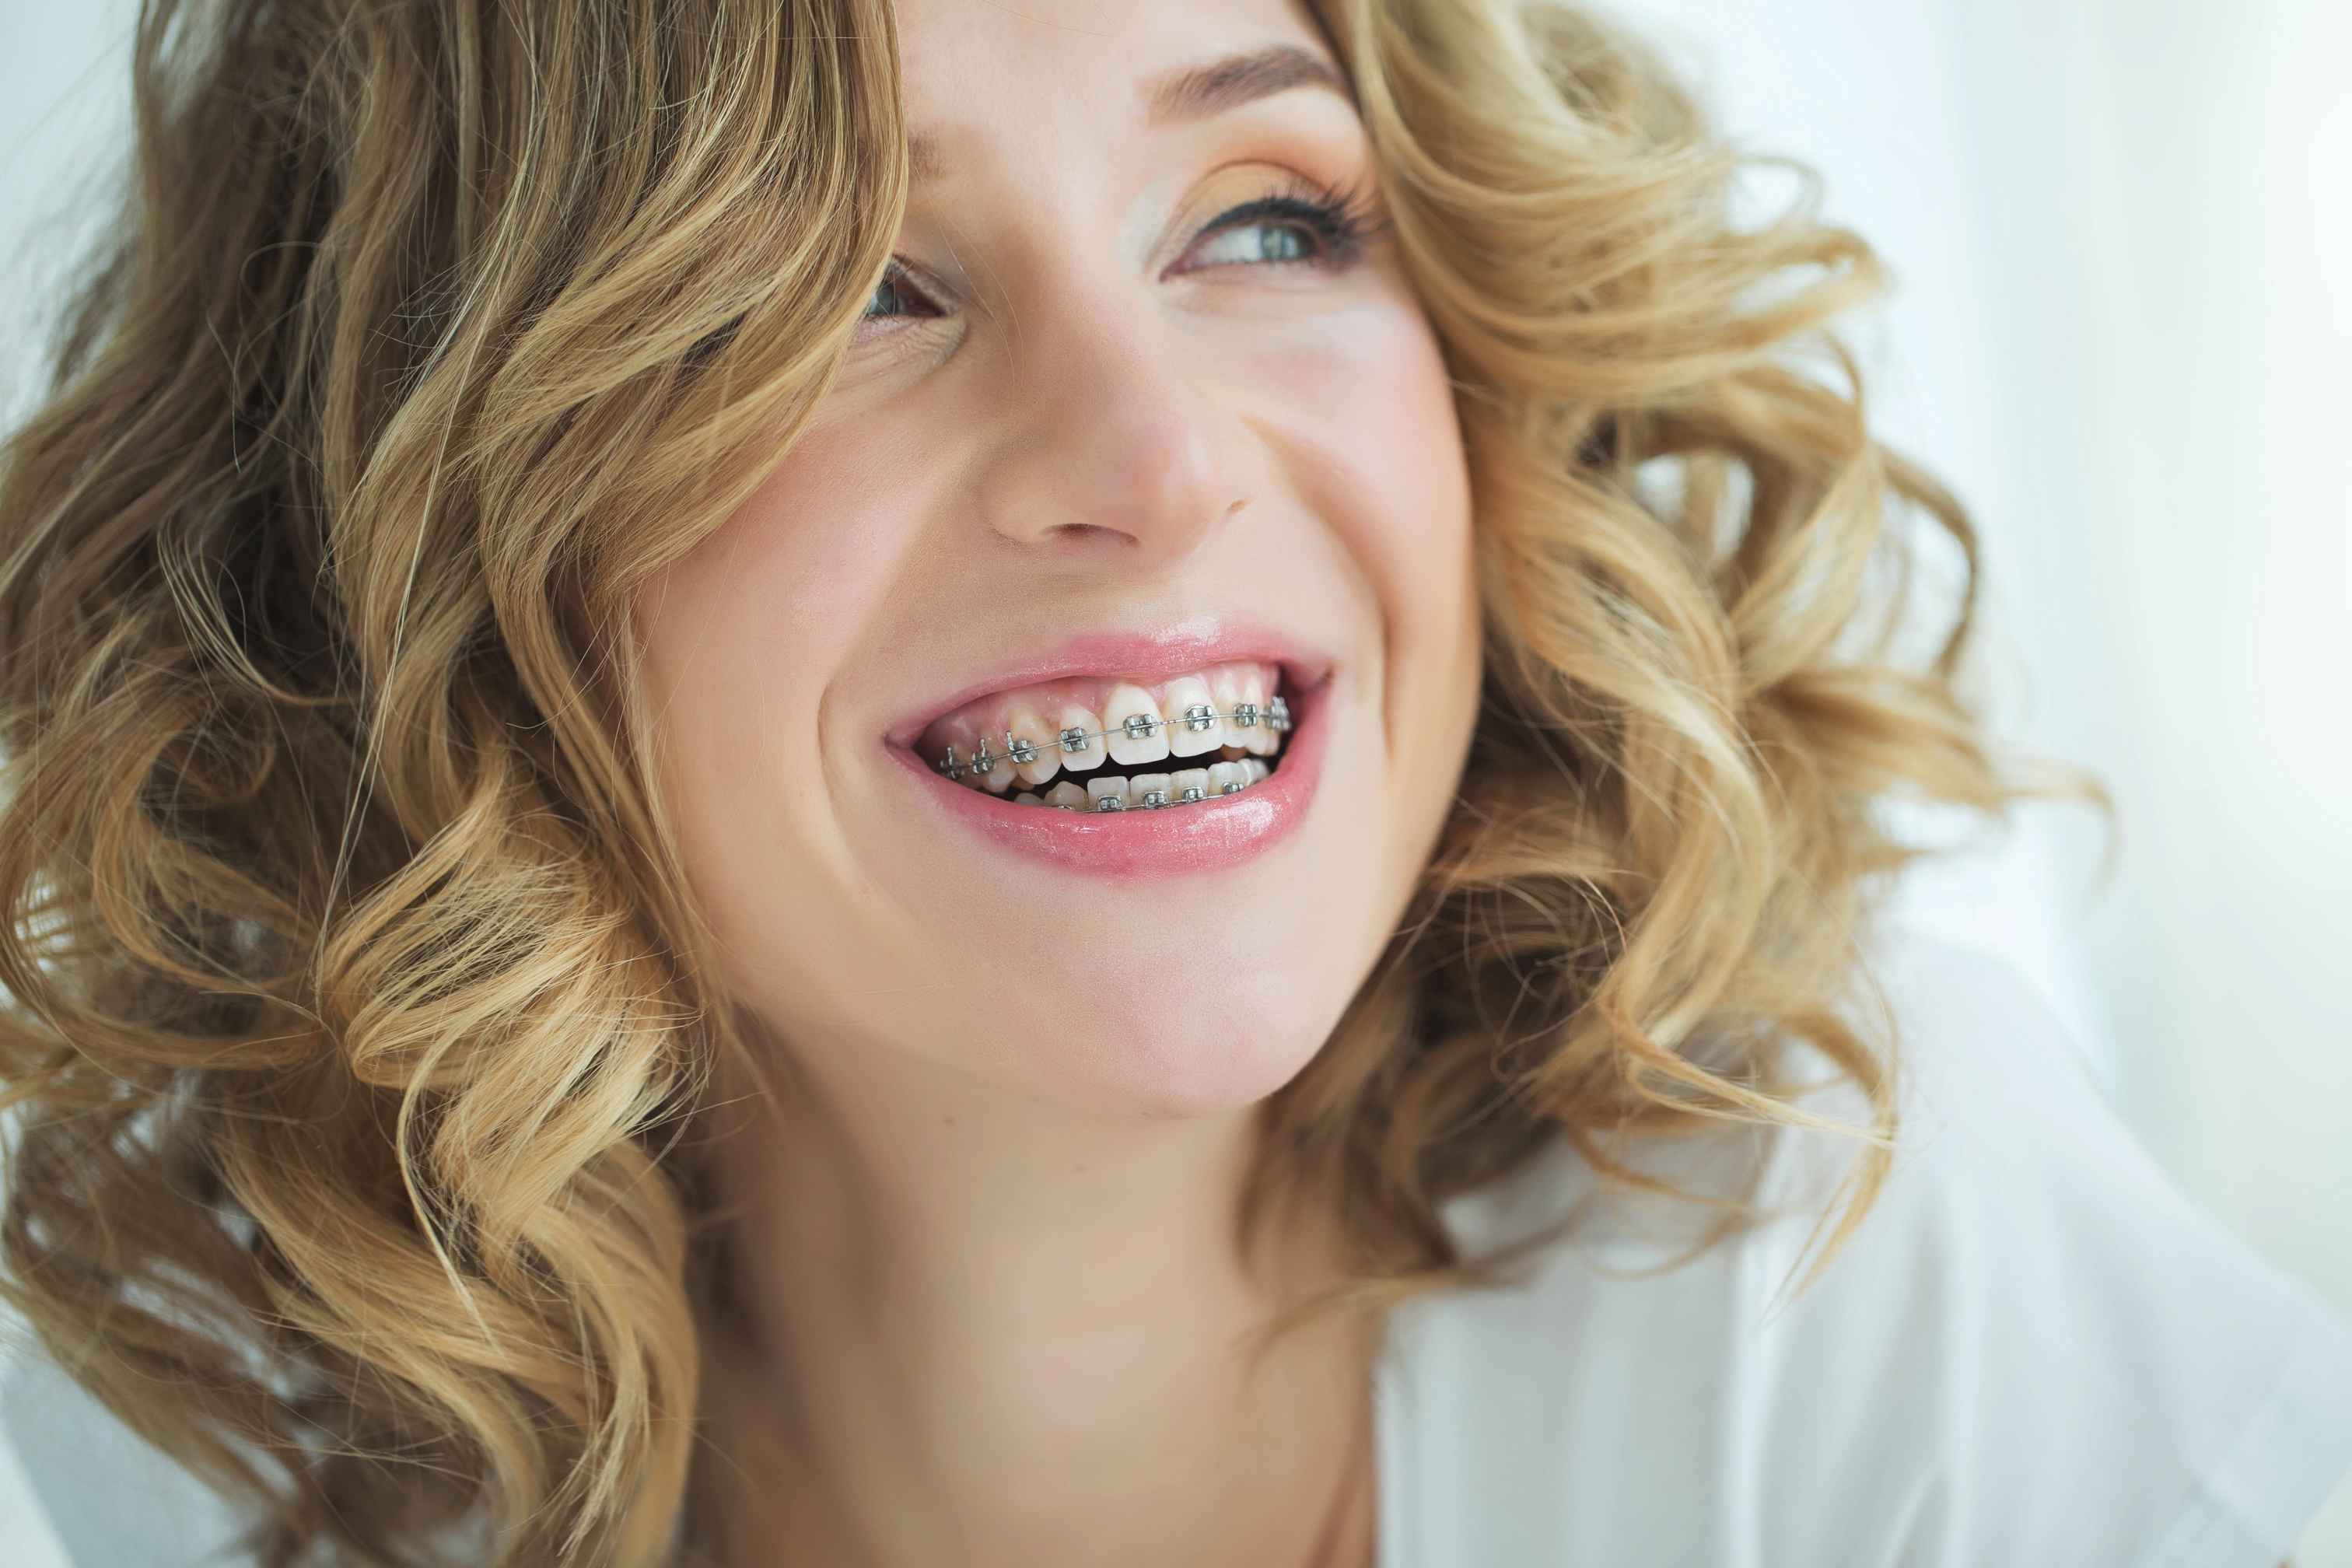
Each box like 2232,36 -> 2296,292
632,0 -> 1479,1562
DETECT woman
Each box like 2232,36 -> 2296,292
1,0 -> 2345,1563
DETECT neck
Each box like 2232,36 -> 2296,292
703,1031 -> 1372,1568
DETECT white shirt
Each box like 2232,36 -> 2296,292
7,936 -> 2350,1565
1377,936 -> 2352,1566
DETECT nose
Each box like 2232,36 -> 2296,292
975,306 -> 1263,570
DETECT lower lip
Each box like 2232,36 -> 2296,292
891,682 -> 1327,878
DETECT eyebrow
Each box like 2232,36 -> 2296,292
907,131 -> 944,184
1143,43 -> 1350,124
902,44 -> 1349,187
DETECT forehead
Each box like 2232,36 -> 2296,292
893,0 -> 1342,169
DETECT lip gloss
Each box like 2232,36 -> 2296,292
894,676 -> 1326,879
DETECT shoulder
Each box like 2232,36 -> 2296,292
0,1321 -> 250,1566
1377,932 -> 2352,1568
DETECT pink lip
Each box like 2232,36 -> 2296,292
891,682 -> 1323,877
886,625 -> 1329,877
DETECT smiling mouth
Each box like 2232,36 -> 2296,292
918,660 -> 1293,811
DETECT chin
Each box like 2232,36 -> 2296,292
1038,963 -> 1357,1122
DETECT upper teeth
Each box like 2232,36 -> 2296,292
933,699 -> 1289,783
919,660 -> 1291,805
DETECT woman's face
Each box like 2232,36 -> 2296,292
635,0 -> 1477,1118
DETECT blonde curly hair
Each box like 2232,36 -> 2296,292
0,0 -> 2005,1560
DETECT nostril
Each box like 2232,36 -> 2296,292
975,345 -> 1262,559
1042,522 -> 1132,546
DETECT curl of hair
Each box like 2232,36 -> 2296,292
0,0 -> 2007,1560
1265,0 -> 2008,1286
0,0 -> 902,1559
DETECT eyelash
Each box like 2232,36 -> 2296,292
860,178 -> 1377,321
1178,179 -> 1379,274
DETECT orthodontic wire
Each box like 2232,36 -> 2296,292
933,698 -> 1291,784
1075,761 -> 1272,810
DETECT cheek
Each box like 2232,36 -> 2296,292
630,425 -> 932,981
651,423 -> 934,695
1250,289 -> 1472,614
1257,291 -> 1479,723
1269,294 -> 1481,905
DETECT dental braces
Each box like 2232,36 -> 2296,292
934,696 -> 1291,785
1079,759 -> 1270,811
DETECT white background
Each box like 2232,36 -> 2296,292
1602,0 -> 2352,1556
2,0 -> 2348,1560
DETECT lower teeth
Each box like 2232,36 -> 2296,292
1055,757 -> 1275,811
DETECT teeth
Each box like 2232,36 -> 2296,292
1237,670 -> 1276,756
1055,704 -> 1105,772
925,663 -> 1293,807
940,744 -> 985,789
1208,667 -> 1251,751
1006,705 -> 1059,786
957,754 -> 1273,811
1103,684 -> 1170,766
967,734 -> 1016,792
1160,677 -> 1220,758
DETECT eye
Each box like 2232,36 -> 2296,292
1186,221 -> 1320,269
1167,190 -> 1374,278
863,265 -> 940,322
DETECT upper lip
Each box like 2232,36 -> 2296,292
884,620 -> 1332,750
